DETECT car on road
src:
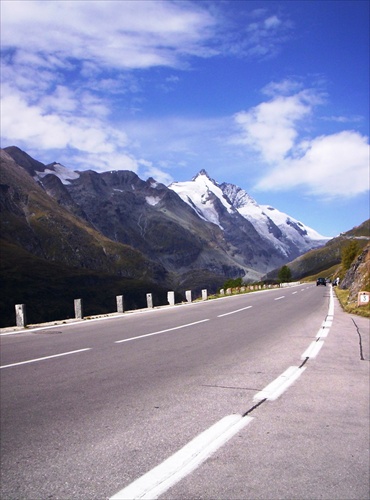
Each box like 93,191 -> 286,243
316,277 -> 326,286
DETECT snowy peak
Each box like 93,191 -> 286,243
169,171 -> 235,228
220,182 -> 259,210
169,172 -> 330,261
261,205 -> 328,242
35,162 -> 80,185
192,169 -> 217,185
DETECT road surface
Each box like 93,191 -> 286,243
1,284 -> 368,499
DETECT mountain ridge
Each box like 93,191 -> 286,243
169,169 -> 329,262
3,146 -> 330,286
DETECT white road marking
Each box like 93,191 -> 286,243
217,306 -> 252,317
292,291 -> 298,295
110,414 -> 253,500
253,366 -> 306,402
274,296 -> 285,301
301,340 -> 325,359
316,328 -> 329,338
322,319 -> 333,328
0,348 -> 92,369
114,319 -> 210,344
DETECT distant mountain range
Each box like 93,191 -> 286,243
3,146 -> 369,327
2,146 -> 329,288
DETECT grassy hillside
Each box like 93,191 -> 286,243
265,219 -> 369,281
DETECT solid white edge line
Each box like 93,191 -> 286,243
0,348 -> 92,369
253,366 -> 306,402
110,414 -> 253,500
316,329 -> 329,338
301,340 -> 324,359
268,366 -> 306,401
217,306 -> 252,318
114,319 -> 210,343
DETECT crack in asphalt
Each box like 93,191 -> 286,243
351,317 -> 366,361
299,356 -> 309,368
201,384 -> 260,391
242,398 -> 267,417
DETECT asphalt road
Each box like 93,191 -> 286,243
1,284 -> 368,499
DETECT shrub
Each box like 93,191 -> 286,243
222,277 -> 243,289
278,265 -> 292,282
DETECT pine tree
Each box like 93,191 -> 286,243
278,265 -> 292,283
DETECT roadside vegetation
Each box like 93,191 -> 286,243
335,288 -> 370,318
303,239 -> 370,318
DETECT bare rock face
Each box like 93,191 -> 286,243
341,244 -> 370,301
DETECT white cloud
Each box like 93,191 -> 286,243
1,85 -> 128,156
255,131 -> 369,197
237,10 -> 292,58
1,0 -> 217,71
232,84 -> 369,198
233,90 -> 317,163
261,79 -> 304,97
64,151 -> 138,173
0,0 -> 220,172
321,115 -> 363,124
140,162 -> 174,185
0,0 -> 295,176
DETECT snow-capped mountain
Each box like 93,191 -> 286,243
169,170 -> 329,260
35,162 -> 80,185
168,170 -> 236,229
3,146 -> 330,286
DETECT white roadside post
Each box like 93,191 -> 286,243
116,295 -> 125,313
74,298 -> 83,319
167,291 -> 175,306
146,293 -> 153,309
15,304 -> 27,327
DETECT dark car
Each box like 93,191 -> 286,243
316,277 -> 326,286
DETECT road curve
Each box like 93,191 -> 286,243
1,284 -> 368,499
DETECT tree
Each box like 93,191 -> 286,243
278,265 -> 292,283
223,277 -> 243,289
341,240 -> 360,271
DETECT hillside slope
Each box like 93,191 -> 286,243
0,149 -> 168,282
5,147 -> 330,283
264,219 -> 370,281
341,242 -> 370,303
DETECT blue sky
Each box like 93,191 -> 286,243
1,0 -> 369,237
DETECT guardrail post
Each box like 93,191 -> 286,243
116,295 -> 125,313
74,298 -> 83,319
167,291 -> 175,306
15,304 -> 27,327
185,290 -> 192,303
146,293 -> 153,308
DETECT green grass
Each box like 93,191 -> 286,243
335,288 -> 370,318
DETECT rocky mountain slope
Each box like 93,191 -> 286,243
170,170 -> 328,264
2,146 -> 331,289
264,219 -> 370,281
0,149 -> 168,283
341,242 -> 370,302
